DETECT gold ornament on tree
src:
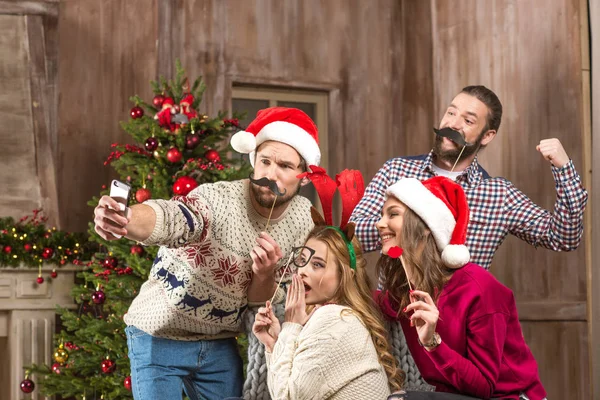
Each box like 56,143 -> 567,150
53,343 -> 69,364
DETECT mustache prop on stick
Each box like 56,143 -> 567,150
249,173 -> 288,232
433,127 -> 475,172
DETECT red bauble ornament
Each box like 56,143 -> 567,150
51,270 -> 58,278
20,378 -> 35,393
172,176 -> 199,196
185,134 -> 201,150
51,363 -> 61,374
42,247 -> 54,259
204,149 -> 220,163
152,94 -> 165,109
145,137 -> 159,152
3,245 -> 11,253
130,106 -> 144,119
130,245 -> 144,256
166,147 -> 182,163
135,188 -> 152,203
24,243 -> 32,252
101,358 -> 116,374
103,256 -> 118,269
92,290 -> 106,305
36,276 -> 44,284
124,375 -> 132,391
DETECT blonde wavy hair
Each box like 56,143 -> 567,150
306,225 -> 405,392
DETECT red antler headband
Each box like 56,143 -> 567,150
297,166 -> 365,270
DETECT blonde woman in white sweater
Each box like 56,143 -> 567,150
253,221 -> 404,400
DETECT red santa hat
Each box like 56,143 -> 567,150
385,176 -> 470,268
230,107 -> 321,167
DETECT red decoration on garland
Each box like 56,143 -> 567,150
3,245 -> 11,254
167,147 -> 182,163
130,106 -> 144,119
124,375 -> 132,391
388,246 -> 403,259
130,245 -> 144,256
152,94 -> 165,109
204,149 -> 220,163
42,247 -> 54,259
145,137 -> 159,152
36,276 -> 44,284
135,188 -> 152,203
51,269 -> 58,278
92,289 -> 106,305
20,378 -> 35,393
24,243 -> 32,252
101,358 -> 116,374
173,176 -> 198,196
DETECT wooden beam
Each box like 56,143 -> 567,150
589,0 -> 600,397
157,0 -> 173,78
517,301 -> 587,322
26,14 -> 60,227
0,0 -> 57,16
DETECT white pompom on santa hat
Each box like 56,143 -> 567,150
385,176 -> 471,268
230,107 -> 321,167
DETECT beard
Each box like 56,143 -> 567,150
250,181 -> 302,209
432,128 -> 486,164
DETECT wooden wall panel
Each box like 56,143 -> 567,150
169,0 -> 400,179
56,0 -> 159,231
0,15 -> 43,220
522,321 -> 590,399
431,0 -> 589,397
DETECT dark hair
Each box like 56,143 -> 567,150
461,85 -> 503,133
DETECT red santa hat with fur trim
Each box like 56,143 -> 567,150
385,176 -> 470,268
230,107 -> 321,167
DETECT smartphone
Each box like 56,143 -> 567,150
109,179 -> 131,217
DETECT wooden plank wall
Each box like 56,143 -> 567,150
430,0 -> 590,397
0,0 -> 592,397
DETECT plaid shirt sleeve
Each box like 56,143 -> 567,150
505,160 -> 588,251
350,160 -> 395,252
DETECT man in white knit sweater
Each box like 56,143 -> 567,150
93,107 -> 321,400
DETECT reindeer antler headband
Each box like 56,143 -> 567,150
297,166 -> 365,270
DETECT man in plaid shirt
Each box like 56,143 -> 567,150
351,85 -> 588,270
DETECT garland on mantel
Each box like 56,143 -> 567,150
0,210 -> 95,268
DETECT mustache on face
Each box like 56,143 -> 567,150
248,173 -> 287,196
433,127 -> 475,147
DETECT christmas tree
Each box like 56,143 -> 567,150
29,61 -> 251,399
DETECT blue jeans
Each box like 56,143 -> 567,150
126,325 -> 243,400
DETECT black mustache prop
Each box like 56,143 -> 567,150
249,173 -> 287,196
433,127 -> 474,147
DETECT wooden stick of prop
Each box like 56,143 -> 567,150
450,146 -> 467,173
264,195 -> 278,232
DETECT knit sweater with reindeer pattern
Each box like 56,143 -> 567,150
124,179 -> 314,341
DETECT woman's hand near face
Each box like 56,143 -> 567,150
284,275 -> 318,326
252,301 -> 281,352
405,290 -> 439,348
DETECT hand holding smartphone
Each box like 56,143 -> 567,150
109,180 -> 131,238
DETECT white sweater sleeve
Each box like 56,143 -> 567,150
265,306 -> 362,400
